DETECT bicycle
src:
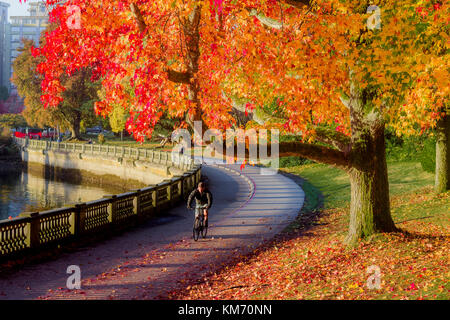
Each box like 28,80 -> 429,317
191,205 -> 208,241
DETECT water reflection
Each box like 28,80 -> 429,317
0,167 -> 128,220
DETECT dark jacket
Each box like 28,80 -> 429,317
187,189 -> 212,210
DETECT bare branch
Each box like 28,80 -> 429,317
166,69 -> 192,84
249,9 -> 283,29
130,3 -> 147,33
282,0 -> 312,9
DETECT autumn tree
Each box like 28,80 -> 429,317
12,37 -> 101,139
109,104 -> 129,140
28,0 -> 237,142
219,0 -> 448,244
0,113 -> 27,129
399,2 -> 449,193
24,0 -> 448,244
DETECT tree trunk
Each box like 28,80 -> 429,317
69,112 -> 82,140
346,124 -> 398,245
183,5 -> 207,142
435,114 -> 450,193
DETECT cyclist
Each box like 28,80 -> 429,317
187,182 -> 212,228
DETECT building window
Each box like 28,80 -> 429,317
23,27 -> 36,33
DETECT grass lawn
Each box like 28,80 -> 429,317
173,161 -> 449,300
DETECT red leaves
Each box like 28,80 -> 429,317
408,282 -> 418,291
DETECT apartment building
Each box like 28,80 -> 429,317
9,1 -> 49,94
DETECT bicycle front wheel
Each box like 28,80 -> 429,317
193,217 -> 201,241
201,221 -> 208,238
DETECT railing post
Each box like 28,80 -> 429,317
20,212 -> 40,249
182,173 -> 190,198
163,180 -> 172,203
103,195 -> 117,224
151,187 -> 158,215
171,176 -> 181,203
132,189 -> 143,222
72,203 -> 86,237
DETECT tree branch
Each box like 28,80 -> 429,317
315,127 -> 352,153
249,9 -> 283,29
166,69 -> 192,84
216,140 -> 350,170
281,0 -> 312,9
277,141 -> 350,169
340,94 -> 351,109
130,3 -> 147,33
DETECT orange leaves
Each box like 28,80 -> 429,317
30,0 -> 449,142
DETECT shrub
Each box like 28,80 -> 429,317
1,126 -> 10,137
418,137 -> 436,173
98,133 -> 105,145
279,156 -> 314,168
385,132 -> 436,173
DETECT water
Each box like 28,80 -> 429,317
0,167 -> 127,220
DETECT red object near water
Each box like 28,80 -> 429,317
13,128 -> 43,139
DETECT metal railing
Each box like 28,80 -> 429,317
0,137 -> 201,259
12,137 -> 194,171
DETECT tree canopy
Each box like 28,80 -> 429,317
12,36 -> 101,138
18,0 -> 449,244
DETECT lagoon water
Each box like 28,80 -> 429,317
0,167 -> 127,220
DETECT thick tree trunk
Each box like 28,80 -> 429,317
183,5 -> 207,141
435,114 -> 450,193
346,124 -> 397,245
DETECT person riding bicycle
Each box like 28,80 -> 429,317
187,182 -> 212,227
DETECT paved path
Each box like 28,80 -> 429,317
0,164 -> 304,300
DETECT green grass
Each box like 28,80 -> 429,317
79,133 -> 169,150
284,161 -> 435,209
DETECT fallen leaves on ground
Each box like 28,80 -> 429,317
172,188 -> 449,300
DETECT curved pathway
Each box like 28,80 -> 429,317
0,164 -> 304,300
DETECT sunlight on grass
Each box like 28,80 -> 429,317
283,162 -> 435,209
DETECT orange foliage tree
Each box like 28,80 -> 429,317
22,0 -> 448,244
219,0 -> 448,244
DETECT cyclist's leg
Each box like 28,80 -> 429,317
194,208 -> 200,226
204,208 -> 208,227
